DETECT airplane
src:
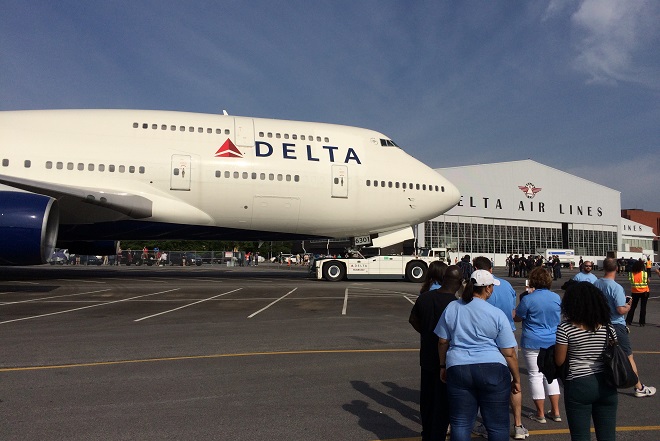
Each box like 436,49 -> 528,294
0,109 -> 460,265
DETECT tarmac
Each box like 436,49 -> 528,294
0,263 -> 658,440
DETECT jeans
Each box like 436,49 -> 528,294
446,363 -> 511,441
564,372 -> 617,441
420,368 -> 450,441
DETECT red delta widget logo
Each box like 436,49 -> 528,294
214,139 -> 362,164
214,139 -> 243,158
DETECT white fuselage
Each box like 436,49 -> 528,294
0,109 -> 460,241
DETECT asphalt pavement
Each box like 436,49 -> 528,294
0,263 -> 658,440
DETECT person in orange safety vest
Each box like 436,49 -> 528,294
626,260 -> 650,327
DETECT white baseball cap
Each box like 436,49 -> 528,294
471,269 -> 500,287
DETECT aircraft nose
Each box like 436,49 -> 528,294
434,173 -> 461,215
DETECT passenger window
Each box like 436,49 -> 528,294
133,122 -> 139,128
142,123 -> 148,129
46,161 -> 53,169
374,181 -> 379,187
224,171 -> 230,178
225,129 -> 230,134
316,136 -> 321,142
99,164 -> 105,172
233,171 -> 239,179
180,126 -> 185,131
56,162 -> 63,169
260,173 -> 265,180
242,172 -> 248,179
2,159 -> 8,166
152,124 -> 157,129
171,125 -> 176,131
269,173 -> 274,180
207,128 -> 212,134
162,125 -> 167,130
422,184 -> 427,190
395,182 -> 400,188
277,174 -> 283,181
77,163 -> 84,171
67,162 -> 74,170
276,133 -> 281,139
402,183 -> 407,189
416,184 -> 420,190
284,134 -> 289,139
109,165 -> 115,172
286,175 -> 291,181
267,132 -> 273,138
324,137 -> 329,142
89,164 -> 95,171
129,166 -> 135,173
366,180 -> 371,186
189,127 -> 194,132
301,135 -> 306,140
252,172 -> 257,179
24,160 -> 31,168
215,171 -> 221,177
388,182 -> 392,188
139,166 -> 145,174
216,129 -> 222,134
119,165 -> 125,173
259,132 -> 264,137
441,186 -> 445,192
294,175 -> 300,182
292,134 -> 297,140
198,127 -> 203,133
381,181 -> 385,187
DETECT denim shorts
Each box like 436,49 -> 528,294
612,323 -> 632,356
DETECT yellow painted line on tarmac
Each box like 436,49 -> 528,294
373,426 -> 660,440
0,348 -> 418,372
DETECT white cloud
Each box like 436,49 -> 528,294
570,0 -> 659,88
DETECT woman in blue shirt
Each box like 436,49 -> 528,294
435,270 -> 521,441
515,267 -> 562,423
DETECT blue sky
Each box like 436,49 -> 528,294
2,0 -> 658,211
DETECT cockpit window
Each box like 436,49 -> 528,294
380,139 -> 399,147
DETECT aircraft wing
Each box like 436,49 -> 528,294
0,174 -> 153,219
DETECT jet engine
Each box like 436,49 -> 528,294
0,191 -> 60,265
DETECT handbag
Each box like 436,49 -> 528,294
602,324 -> 638,388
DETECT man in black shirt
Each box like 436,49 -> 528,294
409,266 -> 463,440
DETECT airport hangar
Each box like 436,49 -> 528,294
302,159 -> 655,266
416,159 -> 650,267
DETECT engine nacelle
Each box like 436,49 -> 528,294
0,191 -> 59,265
57,240 -> 118,256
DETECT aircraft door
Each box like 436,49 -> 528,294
331,165 -> 348,198
234,117 -> 255,148
170,154 -> 191,191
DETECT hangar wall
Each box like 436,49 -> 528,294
420,160 -> 621,266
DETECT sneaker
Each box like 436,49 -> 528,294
513,425 -> 529,439
545,411 -> 562,422
527,412 -> 547,423
634,384 -> 657,397
472,422 -> 488,439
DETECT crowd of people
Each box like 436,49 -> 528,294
409,255 -> 655,441
505,254 -> 564,280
